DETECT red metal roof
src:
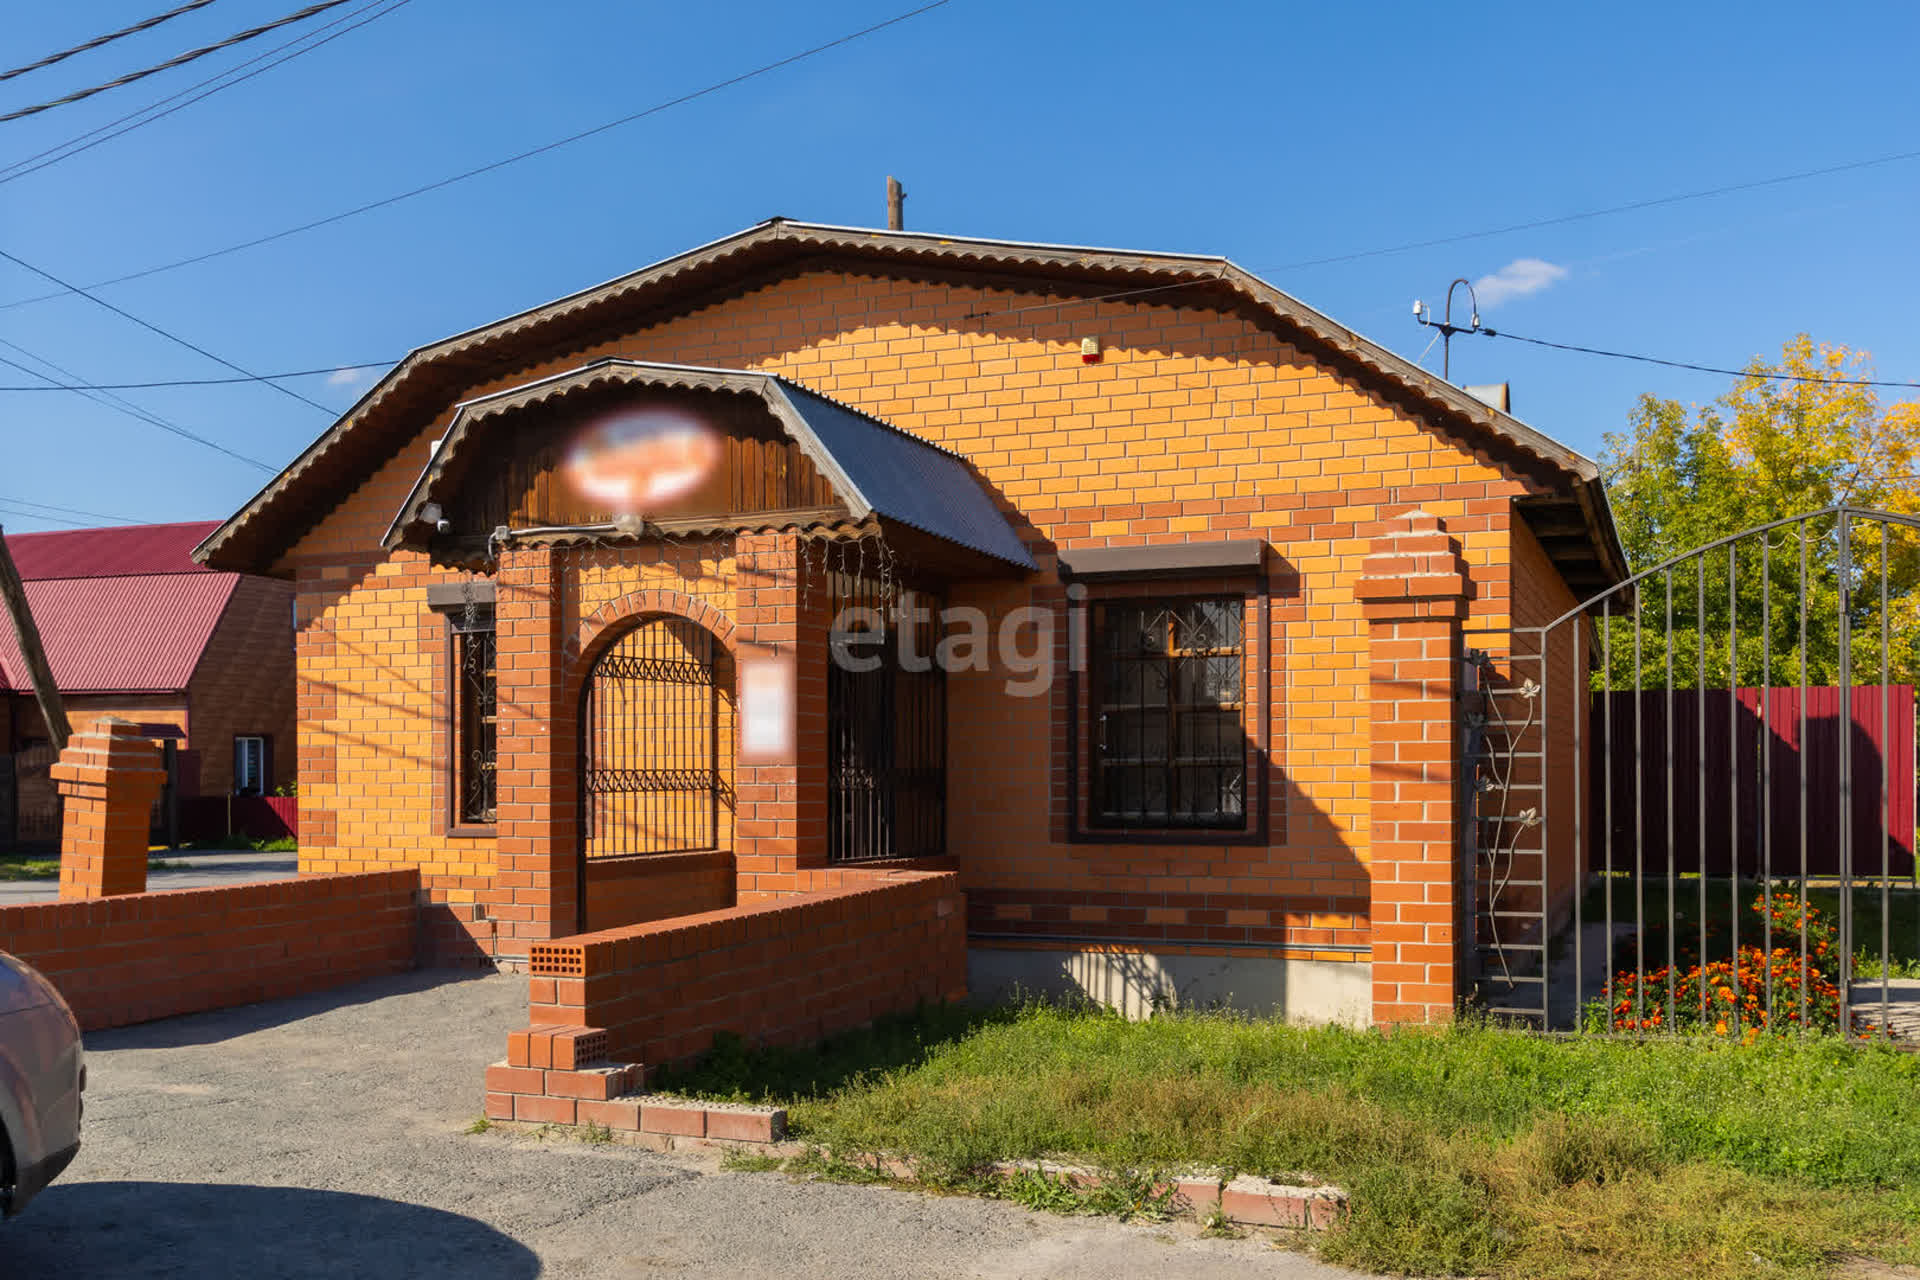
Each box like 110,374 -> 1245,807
0,573 -> 238,694
0,523 -> 238,694
5,520 -> 221,581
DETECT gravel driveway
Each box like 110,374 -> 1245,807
6,969 -> 1364,1279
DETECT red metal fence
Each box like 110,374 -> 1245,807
1592,685 -> 1916,878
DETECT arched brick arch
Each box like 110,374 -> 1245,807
561,589 -> 740,714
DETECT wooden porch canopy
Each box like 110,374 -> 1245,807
382,359 -> 1037,579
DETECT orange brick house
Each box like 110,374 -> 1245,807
2,521 -> 295,847
195,220 -> 1624,1026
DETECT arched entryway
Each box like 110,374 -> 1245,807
576,614 -> 736,932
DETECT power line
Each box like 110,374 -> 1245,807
0,0 -> 953,305
0,359 -> 392,391
0,503 -> 97,529
0,338 -> 276,470
0,495 -> 144,525
0,0 -> 409,187
959,147 -> 1920,322
0,1 -> 220,84
1265,149 -> 1920,272
0,0 -> 353,125
1479,328 -> 1920,389
0,244 -> 334,413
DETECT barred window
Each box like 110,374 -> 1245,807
1090,598 -> 1245,828
453,611 -> 497,825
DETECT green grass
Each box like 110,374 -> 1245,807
0,853 -> 189,880
661,1002 -> 1920,1279
169,834 -> 297,853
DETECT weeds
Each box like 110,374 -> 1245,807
664,999 -> 1920,1277
464,1117 -> 492,1135
580,1121 -> 613,1145
718,1149 -> 786,1173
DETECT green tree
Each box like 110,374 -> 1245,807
1596,336 -> 1920,690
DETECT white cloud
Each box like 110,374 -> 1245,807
327,366 -> 371,387
1473,258 -> 1568,308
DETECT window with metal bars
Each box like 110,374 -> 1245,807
1090,598 -> 1246,828
453,611 -> 497,825
826,571 -> 946,862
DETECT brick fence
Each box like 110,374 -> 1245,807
487,869 -> 964,1125
0,870 -> 420,1030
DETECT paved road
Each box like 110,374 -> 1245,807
6,970 -> 1364,1279
0,851 -> 297,904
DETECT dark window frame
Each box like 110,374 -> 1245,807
1065,571 -> 1271,847
450,608 -> 498,831
429,582 -> 498,836
233,733 -> 270,797
1087,597 -> 1248,831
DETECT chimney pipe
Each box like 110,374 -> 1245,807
886,175 -> 905,231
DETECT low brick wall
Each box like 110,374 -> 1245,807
0,871 -> 419,1030
524,869 -> 965,1068
582,850 -> 734,933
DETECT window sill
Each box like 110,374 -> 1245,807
446,824 -> 498,840
1068,825 -> 1266,848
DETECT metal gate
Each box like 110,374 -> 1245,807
3,741 -> 60,851
1466,504 -> 1920,1040
579,616 -> 725,861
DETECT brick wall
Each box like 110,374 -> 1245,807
517,869 -> 964,1068
581,850 -> 734,933
0,870 -> 418,1030
187,575 -> 297,795
272,263 -> 1582,993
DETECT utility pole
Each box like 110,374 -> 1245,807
886,175 -> 905,231
0,524 -> 70,751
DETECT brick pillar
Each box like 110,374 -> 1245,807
732,532 -> 829,899
493,546 -> 577,954
52,718 -> 165,900
1355,510 -> 1471,1026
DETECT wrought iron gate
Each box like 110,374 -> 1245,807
1466,504 -> 1920,1040
579,616 -> 726,860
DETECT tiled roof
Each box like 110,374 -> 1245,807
195,220 -> 1627,588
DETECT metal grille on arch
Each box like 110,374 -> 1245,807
552,526 -> 946,870
1465,505 -> 1920,1041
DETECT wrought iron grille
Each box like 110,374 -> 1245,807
453,612 -> 497,825
580,616 -> 723,857
827,567 -> 946,863
1090,599 -> 1246,828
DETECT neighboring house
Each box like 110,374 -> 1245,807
0,521 -> 295,845
196,219 -> 1625,1022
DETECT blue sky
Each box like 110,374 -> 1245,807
1,0 -> 1916,532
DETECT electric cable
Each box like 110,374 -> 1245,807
0,0 -> 952,306
0,244 -> 335,413
0,360 -> 392,391
0,338 -> 276,470
0,495 -> 144,524
0,0 -> 353,124
0,1 -> 220,84
1477,328 -> 1920,390
0,0 -> 408,187
0,503 -> 98,529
